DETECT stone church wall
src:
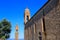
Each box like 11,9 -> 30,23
24,0 -> 60,40
44,0 -> 60,40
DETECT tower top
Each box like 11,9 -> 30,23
25,7 -> 29,10
25,8 -> 30,13
24,8 -> 30,24
16,24 -> 18,31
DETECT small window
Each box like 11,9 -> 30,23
39,32 -> 41,35
26,16 -> 29,22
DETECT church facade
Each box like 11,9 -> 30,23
24,0 -> 60,40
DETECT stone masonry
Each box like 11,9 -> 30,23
24,0 -> 60,40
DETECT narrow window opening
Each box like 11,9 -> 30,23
26,16 -> 29,22
43,9 -> 46,32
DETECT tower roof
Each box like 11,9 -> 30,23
25,8 -> 30,12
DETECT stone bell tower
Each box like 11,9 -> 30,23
24,8 -> 30,24
15,25 -> 18,40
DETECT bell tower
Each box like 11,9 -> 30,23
24,8 -> 30,24
15,24 -> 18,40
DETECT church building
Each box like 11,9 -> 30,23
24,0 -> 60,40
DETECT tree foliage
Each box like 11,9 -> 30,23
0,19 -> 11,39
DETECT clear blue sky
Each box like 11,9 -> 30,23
0,0 -> 48,39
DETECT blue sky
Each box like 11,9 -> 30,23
0,0 -> 48,39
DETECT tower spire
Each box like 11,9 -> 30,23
15,24 -> 18,40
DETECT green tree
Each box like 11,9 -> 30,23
0,19 -> 11,40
